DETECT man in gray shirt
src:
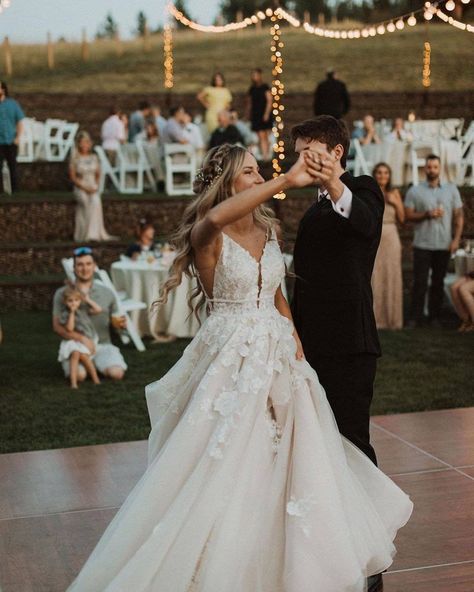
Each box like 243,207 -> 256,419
405,154 -> 464,327
162,106 -> 189,144
53,247 -> 128,382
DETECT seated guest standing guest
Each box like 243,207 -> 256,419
129,101 -> 152,141
208,110 -> 244,148
101,106 -> 127,165
135,120 -> 159,144
125,219 -> 156,260
229,109 -> 257,149
162,106 -> 189,145
352,114 -> 381,145
372,163 -> 405,329
405,154 -> 464,327
451,275 -> 474,332
69,131 -> 114,242
182,111 -> 205,163
53,247 -> 128,381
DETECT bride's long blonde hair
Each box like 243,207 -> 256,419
157,143 -> 277,315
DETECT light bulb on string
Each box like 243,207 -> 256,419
387,22 -> 396,32
396,19 -> 405,29
408,14 -> 417,26
445,0 -> 455,10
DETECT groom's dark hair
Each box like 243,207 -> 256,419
291,116 -> 350,167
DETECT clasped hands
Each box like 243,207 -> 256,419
285,148 -> 340,191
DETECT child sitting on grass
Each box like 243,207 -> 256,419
57,286 -> 101,389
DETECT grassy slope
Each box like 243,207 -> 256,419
0,311 -> 472,454
2,25 -> 474,93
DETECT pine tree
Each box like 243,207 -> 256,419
96,12 -> 119,39
135,11 -> 148,37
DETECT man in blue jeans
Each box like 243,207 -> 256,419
405,154 -> 464,327
0,80 -> 25,193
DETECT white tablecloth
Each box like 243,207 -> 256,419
361,137 -> 462,186
111,260 -> 201,339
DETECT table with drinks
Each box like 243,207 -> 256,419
110,247 -> 201,340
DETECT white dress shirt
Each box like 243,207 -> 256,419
101,115 -> 126,151
318,184 -> 353,219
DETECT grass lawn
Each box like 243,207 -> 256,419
2,24 -> 474,93
0,310 -> 472,454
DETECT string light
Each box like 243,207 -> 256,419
270,12 -> 286,200
422,41 -> 431,87
163,24 -> 174,90
445,0 -> 455,10
431,4 -> 474,32
167,2 -> 270,32
167,2 -> 474,40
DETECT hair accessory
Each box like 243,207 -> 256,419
196,164 -> 223,188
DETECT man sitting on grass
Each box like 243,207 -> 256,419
52,247 -> 128,384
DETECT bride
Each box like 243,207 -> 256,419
67,144 -> 412,592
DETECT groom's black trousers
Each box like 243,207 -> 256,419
306,352 -> 378,466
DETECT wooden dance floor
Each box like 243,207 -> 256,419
1,407 -> 473,592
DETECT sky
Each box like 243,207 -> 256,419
0,0 -> 221,43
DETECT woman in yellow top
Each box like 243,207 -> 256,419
197,72 -> 232,134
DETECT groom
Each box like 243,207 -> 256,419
290,116 -> 384,591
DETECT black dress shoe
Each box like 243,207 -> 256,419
367,573 -> 384,592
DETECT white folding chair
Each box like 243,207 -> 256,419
95,268 -> 147,352
43,119 -> 66,161
457,121 -> 474,187
135,140 -> 157,191
164,143 -> 197,196
61,257 -> 75,282
95,146 -> 120,193
351,139 -> 373,176
32,120 -> 46,159
17,117 -> 35,163
116,143 -> 145,194
60,122 -> 79,160
410,140 -> 437,186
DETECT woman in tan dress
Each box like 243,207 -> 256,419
69,131 -> 114,242
372,163 -> 405,329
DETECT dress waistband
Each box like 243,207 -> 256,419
206,296 -> 275,314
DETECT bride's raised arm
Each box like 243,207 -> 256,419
191,151 -> 314,251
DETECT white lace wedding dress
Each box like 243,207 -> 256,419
67,231 -> 413,592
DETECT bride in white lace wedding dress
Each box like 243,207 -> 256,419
67,144 -> 412,592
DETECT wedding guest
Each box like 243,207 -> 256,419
405,154 -> 464,327
125,219 -> 157,260
129,100 -> 152,141
196,72 -> 232,134
57,285 -> 101,389
101,106 -> 127,165
135,120 -> 159,144
451,275 -> 474,332
229,109 -> 256,148
0,80 -> 25,193
372,163 -> 405,329
162,106 -> 189,144
313,68 -> 350,120
208,110 -> 244,149
352,115 -> 381,145
246,68 -> 273,160
387,117 -> 412,142
69,131 -> 114,242
151,104 -> 168,138
53,247 -> 127,381
182,111 -> 205,163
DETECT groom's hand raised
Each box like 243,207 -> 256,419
303,148 -> 338,186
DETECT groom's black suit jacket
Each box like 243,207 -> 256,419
291,171 -> 384,358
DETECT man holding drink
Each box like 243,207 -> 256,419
52,247 -> 128,382
405,154 -> 464,328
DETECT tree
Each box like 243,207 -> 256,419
135,11 -> 148,37
174,0 -> 190,29
291,0 -> 332,22
96,12 -> 119,40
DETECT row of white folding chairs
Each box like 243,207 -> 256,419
61,257 -> 146,352
18,117 -> 79,163
96,142 -> 197,196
